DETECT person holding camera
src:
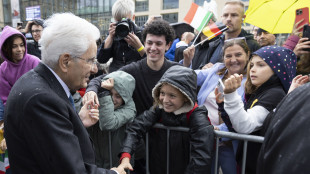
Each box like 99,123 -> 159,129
27,19 -> 44,59
97,0 -> 145,73
17,19 -> 44,59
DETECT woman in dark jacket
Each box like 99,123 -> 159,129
117,65 -> 214,174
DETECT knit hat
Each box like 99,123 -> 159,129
252,46 -> 296,92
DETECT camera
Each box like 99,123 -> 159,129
115,18 -> 135,40
17,22 -> 23,27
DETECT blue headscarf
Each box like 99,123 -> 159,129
253,46 -> 296,93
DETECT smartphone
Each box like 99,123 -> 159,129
217,79 -> 225,100
303,24 -> 310,51
295,7 -> 309,33
17,22 -> 23,27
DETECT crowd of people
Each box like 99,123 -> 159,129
0,0 -> 310,174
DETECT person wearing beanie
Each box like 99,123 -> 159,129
216,46 -> 296,173
117,65 -> 214,174
256,28 -> 276,47
26,19 -> 44,59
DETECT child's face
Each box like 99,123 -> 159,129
159,84 -> 187,113
111,88 -> 124,109
249,55 -> 274,88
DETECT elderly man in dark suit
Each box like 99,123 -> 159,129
4,13 -> 125,174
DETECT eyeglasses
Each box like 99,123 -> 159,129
74,56 -> 98,70
31,30 -> 42,34
224,37 -> 246,43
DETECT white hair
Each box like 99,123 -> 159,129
40,13 -> 100,69
112,0 -> 135,21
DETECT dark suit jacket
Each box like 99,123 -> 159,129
4,63 -> 116,174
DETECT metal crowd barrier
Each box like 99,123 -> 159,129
213,130 -> 264,174
105,123 -> 264,174
146,123 -> 264,174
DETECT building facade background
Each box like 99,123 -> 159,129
0,0 -> 253,37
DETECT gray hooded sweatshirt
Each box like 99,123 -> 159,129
88,70 -> 136,168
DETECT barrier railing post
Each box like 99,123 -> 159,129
146,132 -> 150,174
214,137 -> 220,174
166,129 -> 170,174
108,131 -> 112,168
241,140 -> 248,174
140,124 -> 263,174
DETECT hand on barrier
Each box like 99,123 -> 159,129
118,157 -> 133,172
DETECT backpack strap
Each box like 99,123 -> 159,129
186,102 -> 198,121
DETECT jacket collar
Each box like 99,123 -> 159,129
245,74 -> 283,109
34,63 -> 69,102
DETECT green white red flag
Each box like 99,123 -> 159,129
184,2 -> 213,32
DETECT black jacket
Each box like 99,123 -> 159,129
97,23 -> 145,72
4,63 -> 116,174
257,82 -> 310,174
120,66 -> 214,174
200,29 -> 260,68
27,40 -> 41,59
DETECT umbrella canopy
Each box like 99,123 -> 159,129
170,22 -> 194,39
244,0 -> 309,34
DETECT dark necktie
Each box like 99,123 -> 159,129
68,95 -> 76,111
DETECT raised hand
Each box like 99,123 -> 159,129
202,63 -> 214,70
124,32 -> 143,50
292,19 -> 304,37
288,74 -> 309,94
79,100 -> 99,127
183,45 -> 195,67
293,37 -> 310,57
223,74 -> 243,94
101,78 -> 114,90
82,91 -> 99,105
214,87 -> 224,104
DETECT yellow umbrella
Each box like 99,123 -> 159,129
244,0 -> 309,34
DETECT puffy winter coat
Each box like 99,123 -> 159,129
120,65 -> 214,174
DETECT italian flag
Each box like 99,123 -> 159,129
0,151 -> 9,174
184,2 -> 213,32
